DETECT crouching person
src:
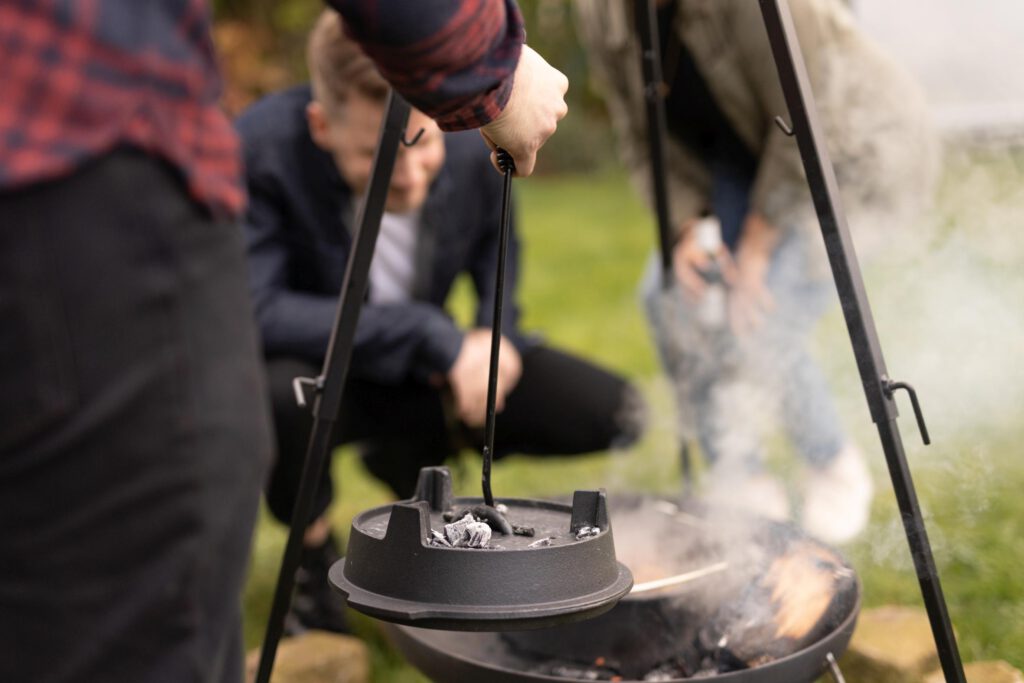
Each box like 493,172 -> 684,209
236,10 -> 645,635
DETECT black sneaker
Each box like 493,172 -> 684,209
285,534 -> 351,635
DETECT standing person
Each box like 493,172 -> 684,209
237,10 -> 644,635
0,1 -> 566,681
574,0 -> 936,542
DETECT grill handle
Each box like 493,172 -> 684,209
825,652 -> 846,683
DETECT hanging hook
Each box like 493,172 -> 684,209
774,115 -> 795,137
291,375 -> 323,409
401,127 -> 425,147
882,376 -> 931,445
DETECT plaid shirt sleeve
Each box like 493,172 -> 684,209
326,0 -> 524,131
0,1 -> 243,218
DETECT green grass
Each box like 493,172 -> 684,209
243,164 -> 1024,678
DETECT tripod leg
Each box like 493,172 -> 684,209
254,92 -> 412,683
756,3 -> 965,680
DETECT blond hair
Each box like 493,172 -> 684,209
306,9 -> 389,116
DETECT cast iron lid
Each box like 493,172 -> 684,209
329,466 -> 634,631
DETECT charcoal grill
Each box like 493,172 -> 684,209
386,496 -> 859,683
329,467 -> 633,631
388,617 -> 854,683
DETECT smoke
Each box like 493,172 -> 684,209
812,1 -> 1024,571
603,147 -> 1024,573
846,147 -> 1024,453
598,4 -> 1024,575
856,0 -> 1024,110
820,145 -> 1024,572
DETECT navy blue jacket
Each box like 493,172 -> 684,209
237,86 -> 525,385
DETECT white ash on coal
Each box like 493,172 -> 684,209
428,529 -> 451,547
443,513 -> 492,548
427,513 -> 494,548
530,658 -> 620,681
575,525 -> 601,540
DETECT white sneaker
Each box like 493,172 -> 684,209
801,445 -> 874,544
705,472 -> 791,522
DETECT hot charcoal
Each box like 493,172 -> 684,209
489,495 -> 861,682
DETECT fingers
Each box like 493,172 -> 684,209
453,378 -> 511,427
456,391 -> 488,427
478,45 -> 568,177
496,336 -> 523,390
728,291 -> 762,336
728,280 -> 775,336
448,332 -> 520,427
675,263 -> 706,300
479,131 -> 504,175
718,247 -> 738,287
672,236 -> 708,299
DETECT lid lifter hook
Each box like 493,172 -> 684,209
402,127 -> 425,147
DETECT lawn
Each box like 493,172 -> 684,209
243,158 -> 1024,680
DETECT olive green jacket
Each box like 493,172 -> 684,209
574,0 -> 936,264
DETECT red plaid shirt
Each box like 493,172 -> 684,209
0,0 -> 244,217
1,0 -> 522,218
328,0 -> 523,131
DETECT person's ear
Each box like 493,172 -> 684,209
306,101 -> 332,150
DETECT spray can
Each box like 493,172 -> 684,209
694,216 -> 727,330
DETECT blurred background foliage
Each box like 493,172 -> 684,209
211,0 -> 614,173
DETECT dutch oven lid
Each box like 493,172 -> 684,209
329,466 -> 634,631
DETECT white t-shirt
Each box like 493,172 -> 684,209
368,210 -> 420,304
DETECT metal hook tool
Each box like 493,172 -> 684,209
402,127 -> 425,147
480,148 -> 515,509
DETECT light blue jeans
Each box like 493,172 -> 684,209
642,229 -> 845,472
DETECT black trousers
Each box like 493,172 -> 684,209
0,151 -> 273,683
265,346 -> 643,523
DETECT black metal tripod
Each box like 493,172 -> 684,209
254,91 -> 413,683
634,0 -> 698,491
637,0 -> 966,680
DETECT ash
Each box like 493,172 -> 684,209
428,513 -> 492,548
532,661 -> 617,681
